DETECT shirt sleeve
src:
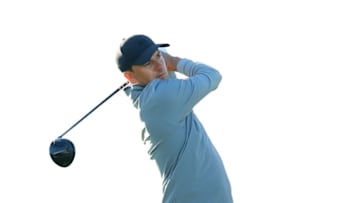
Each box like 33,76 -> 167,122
147,58 -> 222,121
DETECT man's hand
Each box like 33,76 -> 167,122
161,51 -> 180,72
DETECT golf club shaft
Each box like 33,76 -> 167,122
58,81 -> 129,138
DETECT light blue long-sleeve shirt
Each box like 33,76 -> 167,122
124,58 -> 233,203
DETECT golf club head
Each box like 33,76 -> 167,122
49,138 -> 75,167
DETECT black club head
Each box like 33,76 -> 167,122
49,138 -> 75,167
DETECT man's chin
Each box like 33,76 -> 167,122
158,73 -> 168,79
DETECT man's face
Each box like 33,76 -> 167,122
125,50 -> 168,85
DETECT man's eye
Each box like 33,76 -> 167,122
143,61 -> 151,66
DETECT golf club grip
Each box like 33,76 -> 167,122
58,81 -> 129,138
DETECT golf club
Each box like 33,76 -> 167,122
49,81 -> 129,167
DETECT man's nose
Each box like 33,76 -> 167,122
153,60 -> 162,70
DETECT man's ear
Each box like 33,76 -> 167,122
124,72 -> 138,84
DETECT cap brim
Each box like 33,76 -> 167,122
158,43 -> 170,47
134,43 -> 170,65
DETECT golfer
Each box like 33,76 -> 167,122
116,34 -> 233,203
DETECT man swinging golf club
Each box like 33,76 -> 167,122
117,34 -> 233,203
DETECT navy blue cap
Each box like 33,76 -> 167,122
116,35 -> 169,72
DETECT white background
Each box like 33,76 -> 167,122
0,0 -> 359,202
